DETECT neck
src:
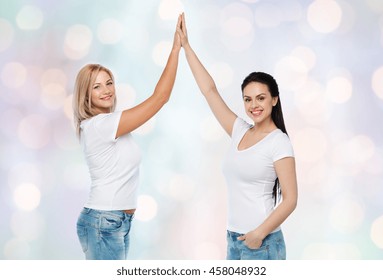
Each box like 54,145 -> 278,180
252,118 -> 277,133
93,107 -> 111,115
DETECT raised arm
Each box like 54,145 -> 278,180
115,16 -> 182,138
178,13 -> 237,136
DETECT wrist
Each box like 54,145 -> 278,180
171,47 -> 181,54
252,228 -> 267,240
183,43 -> 192,51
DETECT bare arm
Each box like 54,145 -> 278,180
178,13 -> 236,136
115,16 -> 182,138
238,157 -> 298,249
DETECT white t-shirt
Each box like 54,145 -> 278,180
80,111 -> 141,210
222,117 -> 294,234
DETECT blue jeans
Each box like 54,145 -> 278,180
76,207 -> 134,260
226,230 -> 286,260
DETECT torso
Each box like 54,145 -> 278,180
237,126 -> 278,151
222,117 -> 294,233
81,111 -> 142,211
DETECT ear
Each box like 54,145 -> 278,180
272,96 -> 278,107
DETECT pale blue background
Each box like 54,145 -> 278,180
0,0 -> 382,259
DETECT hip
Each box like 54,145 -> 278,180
77,207 -> 134,231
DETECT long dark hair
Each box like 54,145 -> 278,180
241,72 -> 288,205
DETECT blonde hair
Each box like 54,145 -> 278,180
72,64 -> 116,138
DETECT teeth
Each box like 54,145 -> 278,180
251,110 -> 262,116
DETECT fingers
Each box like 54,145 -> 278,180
176,20 -> 183,38
177,14 -> 182,28
174,12 -> 189,49
175,15 -> 181,35
175,15 -> 182,35
237,235 -> 246,241
181,12 -> 187,35
175,14 -> 183,39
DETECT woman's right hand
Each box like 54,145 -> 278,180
172,14 -> 182,52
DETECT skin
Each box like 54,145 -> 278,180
91,70 -> 115,115
89,15 -> 182,139
115,15 -> 182,138
238,82 -> 278,150
89,15 -> 182,214
177,13 -> 297,250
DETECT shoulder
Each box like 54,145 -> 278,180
94,111 -> 122,122
80,111 -> 122,141
81,111 -> 122,126
269,130 -> 294,159
271,129 -> 291,143
232,117 -> 252,138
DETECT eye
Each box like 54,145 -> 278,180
258,96 -> 265,101
244,98 -> 251,102
93,85 -> 99,89
107,81 -> 113,86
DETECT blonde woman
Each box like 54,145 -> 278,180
72,16 -> 181,260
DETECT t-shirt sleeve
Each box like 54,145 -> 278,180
92,111 -> 122,142
231,117 -> 251,140
271,132 -> 294,162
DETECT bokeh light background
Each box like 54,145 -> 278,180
1,0 -> 382,260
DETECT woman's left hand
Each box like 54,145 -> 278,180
237,230 -> 265,249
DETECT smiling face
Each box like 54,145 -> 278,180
243,82 -> 278,125
90,70 -> 115,114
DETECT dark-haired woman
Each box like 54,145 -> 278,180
177,13 -> 297,260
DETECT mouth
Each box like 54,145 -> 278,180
100,94 -> 113,101
250,109 -> 262,117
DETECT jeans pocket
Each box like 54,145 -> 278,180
100,214 -> 123,232
76,224 -> 88,253
240,242 -> 269,260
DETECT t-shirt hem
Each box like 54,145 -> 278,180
227,225 -> 281,234
83,204 -> 138,211
273,153 -> 295,162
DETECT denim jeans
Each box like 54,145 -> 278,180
226,230 -> 286,260
76,207 -> 134,260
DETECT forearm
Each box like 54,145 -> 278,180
152,48 -> 180,104
183,44 -> 218,96
116,49 -> 179,137
255,198 -> 297,239
238,201 -> 296,250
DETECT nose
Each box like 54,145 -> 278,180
251,99 -> 259,108
102,85 -> 111,95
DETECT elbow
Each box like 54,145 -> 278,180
202,85 -> 218,97
154,89 -> 171,105
283,195 -> 297,213
291,199 -> 297,212
160,94 -> 170,105
290,196 -> 298,212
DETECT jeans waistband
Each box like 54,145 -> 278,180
227,229 -> 282,241
81,207 -> 134,221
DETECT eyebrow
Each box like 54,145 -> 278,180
93,79 -> 113,85
243,93 -> 266,98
